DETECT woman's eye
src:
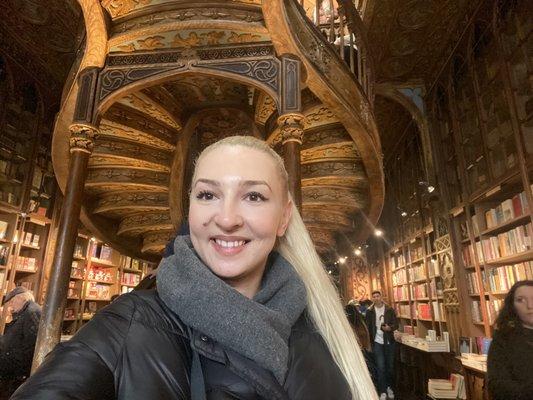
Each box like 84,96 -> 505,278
246,192 -> 267,202
196,191 -> 215,200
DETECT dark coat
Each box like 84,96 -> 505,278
0,301 -> 41,399
487,327 -> 533,400
12,290 -> 351,400
365,304 -> 398,346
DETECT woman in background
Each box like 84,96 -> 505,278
487,280 -> 533,400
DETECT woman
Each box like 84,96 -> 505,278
345,303 -> 377,387
12,136 -> 376,400
487,280 -> 533,400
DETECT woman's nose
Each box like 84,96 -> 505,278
213,200 -> 243,231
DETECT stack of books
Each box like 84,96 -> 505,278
428,374 -> 466,399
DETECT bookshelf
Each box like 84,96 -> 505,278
62,237 -> 154,335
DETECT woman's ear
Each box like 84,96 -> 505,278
277,198 -> 293,237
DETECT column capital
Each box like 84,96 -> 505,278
69,123 -> 98,154
277,113 -> 305,145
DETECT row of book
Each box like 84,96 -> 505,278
394,303 -> 413,318
21,231 -> 40,247
466,262 -> 532,294
0,244 -> 9,266
409,263 -> 426,282
428,374 -> 466,399
393,285 -> 409,301
119,256 -> 149,271
121,272 -> 141,287
87,266 -> 114,283
14,256 -> 37,272
0,221 -> 8,240
91,243 -> 114,262
411,282 -> 429,299
428,259 -> 440,278
463,222 -> 532,264
392,268 -> 407,286
70,261 -> 85,279
85,282 -> 111,300
410,245 -> 424,261
479,190 -> 529,231
392,253 -> 406,270
67,280 -> 80,299
430,278 -> 444,298
471,299 -> 504,324
416,301 -> 446,321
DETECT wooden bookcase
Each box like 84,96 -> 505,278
62,237 -> 154,335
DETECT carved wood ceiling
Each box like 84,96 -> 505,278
367,0 -> 481,83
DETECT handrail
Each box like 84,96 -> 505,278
297,0 -> 374,103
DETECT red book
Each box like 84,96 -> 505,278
512,194 -> 523,218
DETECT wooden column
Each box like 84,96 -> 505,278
32,124 -> 97,370
278,113 -> 304,210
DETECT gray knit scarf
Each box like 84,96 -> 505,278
156,235 -> 307,383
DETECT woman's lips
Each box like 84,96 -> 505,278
210,238 -> 249,256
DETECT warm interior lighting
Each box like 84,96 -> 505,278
374,229 -> 383,237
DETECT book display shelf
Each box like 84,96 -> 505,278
62,237 -> 154,335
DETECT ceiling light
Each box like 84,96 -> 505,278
427,185 -> 435,193
374,229 -> 383,237
354,249 -> 362,256
401,211 -> 408,217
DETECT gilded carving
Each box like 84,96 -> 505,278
278,113 -> 305,145
70,123 -> 99,154
86,168 -> 169,187
93,138 -> 172,165
79,0 -> 107,69
300,142 -> 360,164
142,230 -> 176,254
118,93 -> 181,130
137,35 -> 166,50
302,186 -> 367,207
301,162 -> 365,178
94,191 -> 169,214
113,8 -> 264,34
99,120 -> 176,151
89,155 -> 170,173
227,32 -> 262,43
101,0 -> 153,19
301,176 -> 367,188
304,106 -> 338,128
254,92 -> 276,125
302,210 -> 353,229
118,212 -> 173,236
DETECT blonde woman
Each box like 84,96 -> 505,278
13,136 -> 376,400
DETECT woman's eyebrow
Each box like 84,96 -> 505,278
193,178 -> 220,188
241,180 -> 272,191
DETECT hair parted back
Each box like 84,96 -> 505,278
196,135 -> 377,400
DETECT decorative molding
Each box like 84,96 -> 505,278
74,68 -> 100,124
197,44 -> 274,61
300,142 -> 360,164
302,186 -> 367,207
196,58 -> 280,94
278,113 -> 304,145
281,56 -> 301,113
79,0 -> 108,69
301,175 -> 367,188
118,211 -> 173,236
254,92 -> 276,125
92,138 -> 172,168
93,191 -> 169,214
85,168 -> 169,189
301,161 -> 366,179
113,8 -> 264,34
98,119 -> 175,151
69,123 -> 99,154
142,230 -> 176,254
97,64 -> 187,102
117,92 -> 182,130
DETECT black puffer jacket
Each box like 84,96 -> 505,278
12,290 -> 351,400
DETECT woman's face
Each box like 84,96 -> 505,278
514,285 -> 533,328
189,145 -> 292,292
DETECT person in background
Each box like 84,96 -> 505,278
345,303 -> 377,387
488,280 -> 533,400
0,287 -> 41,400
365,290 -> 398,400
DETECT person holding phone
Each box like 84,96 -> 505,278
365,290 -> 398,400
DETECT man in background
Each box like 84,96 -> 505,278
365,290 -> 398,400
0,287 -> 41,400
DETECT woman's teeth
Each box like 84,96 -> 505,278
214,239 -> 246,248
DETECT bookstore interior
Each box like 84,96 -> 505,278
0,0 -> 531,399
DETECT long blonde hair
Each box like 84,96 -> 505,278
197,136 -> 377,400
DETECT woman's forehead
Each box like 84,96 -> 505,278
195,145 -> 280,182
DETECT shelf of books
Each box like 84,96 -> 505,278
62,237 -> 153,335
